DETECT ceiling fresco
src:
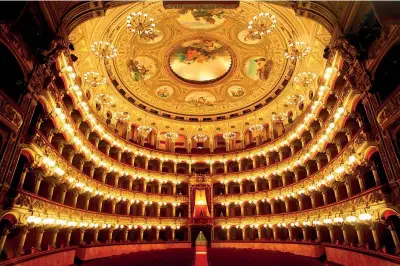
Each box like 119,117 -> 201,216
69,1 -> 331,130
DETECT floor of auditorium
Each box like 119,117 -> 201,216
80,247 -> 342,266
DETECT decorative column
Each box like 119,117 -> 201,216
225,183 -> 229,194
50,228 -> 59,248
84,195 -> 90,210
239,181 -> 243,194
15,227 -> 29,257
257,226 -> 262,240
65,228 -> 72,247
370,224 -> 380,250
252,159 -> 256,169
254,180 -> 259,192
302,226 -> 308,241
35,227 -> 45,251
89,165 -> 95,178
79,228 -> 85,245
333,183 -> 340,202
128,179 -> 133,191
316,226 -> 322,242
226,228 -> 230,240
270,201 -> 275,214
255,202 -> 260,215
107,228 -> 113,243
123,228 -> 129,242
272,226 -> 278,240
98,198 -> 104,212
48,183 -> 56,201
357,175 -> 366,192
33,173 -> 43,195
389,225 -> 400,253
111,200 -> 116,214
209,162 -> 213,174
156,204 -> 161,217
143,179 -> 147,193
370,164 -> 381,185
224,162 -> 228,173
240,203 -> 246,216
159,160 -> 163,172
288,227 -> 293,241
172,229 -> 176,241
172,183 -> 177,195
355,224 -> 364,247
140,227 -> 144,241
71,191 -> 79,208
172,205 -> 176,217
173,162 -> 177,174
144,157 -> 149,170
342,224 -> 349,245
267,178 -> 273,190
328,225 -> 335,243
93,229 -> 99,244
322,189 -> 328,205
156,228 -> 160,241
0,230 -> 10,256
345,180 -> 352,197
18,167 -> 29,189
188,163 -> 192,174
241,227 -> 246,240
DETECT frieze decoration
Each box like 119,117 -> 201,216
0,92 -> 23,132
377,88 -> 400,129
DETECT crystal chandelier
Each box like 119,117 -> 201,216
249,124 -> 264,136
164,132 -> 178,141
293,72 -> 317,87
90,41 -> 117,60
84,72 -> 106,87
248,12 -> 277,38
223,132 -> 237,140
114,111 -> 130,122
126,11 -> 156,39
138,125 -> 152,137
194,134 -> 208,143
285,94 -> 304,106
271,112 -> 288,123
284,41 -> 311,61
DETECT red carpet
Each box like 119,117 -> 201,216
195,246 -> 209,266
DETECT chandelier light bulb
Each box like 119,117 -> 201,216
90,41 -> 117,60
284,41 -> 311,61
83,71 -> 107,87
126,10 -> 156,39
247,11 -> 277,39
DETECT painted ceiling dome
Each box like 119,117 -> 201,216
69,1 -> 331,131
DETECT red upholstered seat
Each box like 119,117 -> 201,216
82,248 -> 195,266
207,248 -> 327,266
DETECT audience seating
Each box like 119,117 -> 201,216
81,248 -> 195,266
207,248 -> 328,266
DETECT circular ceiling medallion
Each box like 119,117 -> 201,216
127,56 -> 157,81
156,85 -> 174,98
244,56 -> 274,81
168,38 -> 232,84
227,85 -> 245,98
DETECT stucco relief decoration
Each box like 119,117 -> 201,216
177,8 -> 225,29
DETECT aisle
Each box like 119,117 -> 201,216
194,245 -> 209,266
